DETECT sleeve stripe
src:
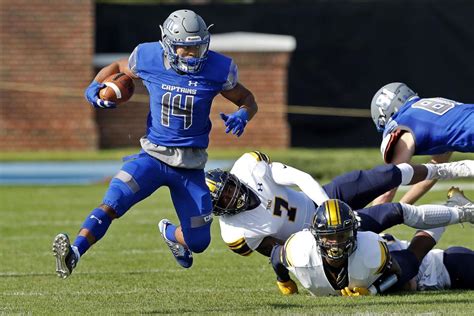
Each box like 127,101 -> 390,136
249,152 -> 262,161
227,237 -> 246,247
376,241 -> 390,274
226,238 -> 253,256
256,151 -> 270,163
231,245 -> 253,256
247,151 -> 270,163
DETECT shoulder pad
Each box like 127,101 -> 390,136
358,232 -> 389,271
283,231 -> 316,268
246,151 -> 271,163
381,128 -> 404,163
232,152 -> 270,178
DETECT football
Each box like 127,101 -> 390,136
99,72 -> 135,104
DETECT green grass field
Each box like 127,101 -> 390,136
1,150 -> 473,314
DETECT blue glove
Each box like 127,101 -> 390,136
220,108 -> 248,137
84,80 -> 116,109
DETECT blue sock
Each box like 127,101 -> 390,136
165,224 -> 178,242
74,208 -> 112,256
73,236 -> 90,256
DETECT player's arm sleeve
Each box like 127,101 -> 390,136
374,241 -> 392,275
225,237 -> 254,257
222,60 -> 238,91
128,46 -> 139,77
360,234 -> 392,275
271,232 -> 313,280
220,212 -> 272,257
270,162 -> 329,206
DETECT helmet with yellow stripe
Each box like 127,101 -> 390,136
205,168 -> 253,216
312,199 -> 358,260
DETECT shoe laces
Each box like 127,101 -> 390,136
164,238 -> 187,257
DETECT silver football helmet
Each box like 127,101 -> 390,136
160,9 -> 211,74
370,82 -> 417,132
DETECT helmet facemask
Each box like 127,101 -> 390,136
160,10 -> 211,74
161,31 -> 210,74
311,199 -> 359,261
370,82 -> 417,132
206,169 -> 252,216
375,105 -> 388,133
315,228 -> 357,260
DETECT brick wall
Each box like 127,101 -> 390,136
0,3 -> 292,151
96,50 -> 291,149
0,0 -> 97,151
209,51 -> 290,148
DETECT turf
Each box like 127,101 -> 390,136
0,183 -> 473,314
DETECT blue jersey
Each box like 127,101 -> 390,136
133,42 -> 234,148
381,97 -> 474,161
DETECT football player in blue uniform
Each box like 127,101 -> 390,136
52,9 -> 258,278
370,82 -> 473,205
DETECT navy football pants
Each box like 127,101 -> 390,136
444,246 -> 474,289
322,164 -> 404,232
322,164 -> 402,210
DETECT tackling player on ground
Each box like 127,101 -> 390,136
52,9 -> 258,278
271,199 -> 447,296
206,151 -> 473,259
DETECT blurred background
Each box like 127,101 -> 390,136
1,0 -> 474,152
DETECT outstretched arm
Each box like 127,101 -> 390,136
270,162 -> 329,206
372,132 -> 415,205
220,82 -> 258,120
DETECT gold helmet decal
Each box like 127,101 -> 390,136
324,199 -> 342,227
206,178 -> 217,194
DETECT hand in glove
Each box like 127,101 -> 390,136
219,108 -> 248,137
84,80 -> 116,109
277,279 -> 298,295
